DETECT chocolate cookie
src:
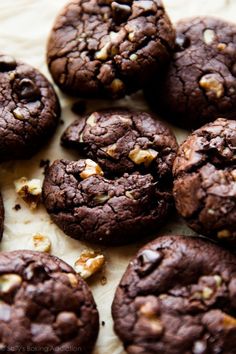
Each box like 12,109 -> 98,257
61,109 -> 178,178
112,235 -> 236,354
0,54 -> 60,162
173,118 -> 236,242
0,193 -> 4,240
47,0 -> 175,98
0,250 -> 99,353
43,110 -> 178,245
145,17 -> 236,129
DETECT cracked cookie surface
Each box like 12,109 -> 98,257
0,250 -> 99,353
173,118 -> 236,242
145,17 -> 236,129
112,235 -> 236,354
0,193 -> 4,240
0,54 -> 60,162
43,109 -> 178,245
61,109 -> 178,177
47,0 -> 175,98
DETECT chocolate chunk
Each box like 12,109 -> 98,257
16,78 -> 41,101
0,55 -> 17,72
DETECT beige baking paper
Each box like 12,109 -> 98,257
0,1 -> 235,353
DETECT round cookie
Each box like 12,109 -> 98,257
43,110 -> 178,245
61,109 -> 178,178
47,0 -> 175,98
173,118 -> 236,242
145,17 -> 236,129
0,250 -> 99,353
0,54 -> 60,162
0,193 -> 4,240
112,235 -> 236,354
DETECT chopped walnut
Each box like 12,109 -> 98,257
223,313 -> 236,327
86,113 -> 97,127
74,250 -> 105,279
13,107 -> 25,120
80,159 -> 104,180
67,273 -> 78,288
199,74 -> 224,98
110,78 -> 125,93
217,229 -> 232,239
202,286 -> 214,299
32,234 -> 51,253
129,146 -> 158,166
102,143 -> 117,158
0,274 -> 22,293
203,29 -> 215,45
14,177 -> 42,209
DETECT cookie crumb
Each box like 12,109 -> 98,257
13,204 -> 21,211
101,276 -> 107,286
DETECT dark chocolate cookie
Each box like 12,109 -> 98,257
145,17 -> 236,129
0,250 -> 99,353
47,0 -> 175,98
112,235 -> 236,354
0,193 -> 4,240
43,110 -> 178,245
61,109 -> 178,178
0,54 -> 60,162
173,118 -> 236,242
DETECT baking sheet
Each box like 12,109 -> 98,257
0,1 -> 235,353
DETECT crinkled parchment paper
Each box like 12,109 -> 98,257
0,1 -> 235,353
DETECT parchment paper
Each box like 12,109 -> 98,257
0,1 -> 235,353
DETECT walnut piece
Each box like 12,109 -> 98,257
13,107 -> 25,120
14,177 -> 42,209
203,29 -> 215,45
0,274 -> 22,293
80,159 -> 104,180
223,313 -> 236,327
74,250 -> 105,279
110,78 -> 125,93
86,113 -> 98,127
199,74 -> 224,98
32,233 -> 51,253
217,229 -> 232,239
67,273 -> 78,288
129,146 -> 158,166
102,143 -> 117,158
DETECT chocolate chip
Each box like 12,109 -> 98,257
137,249 -> 163,276
111,2 -> 131,23
16,78 -> 41,101
0,55 -> 17,72
175,34 -> 191,52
